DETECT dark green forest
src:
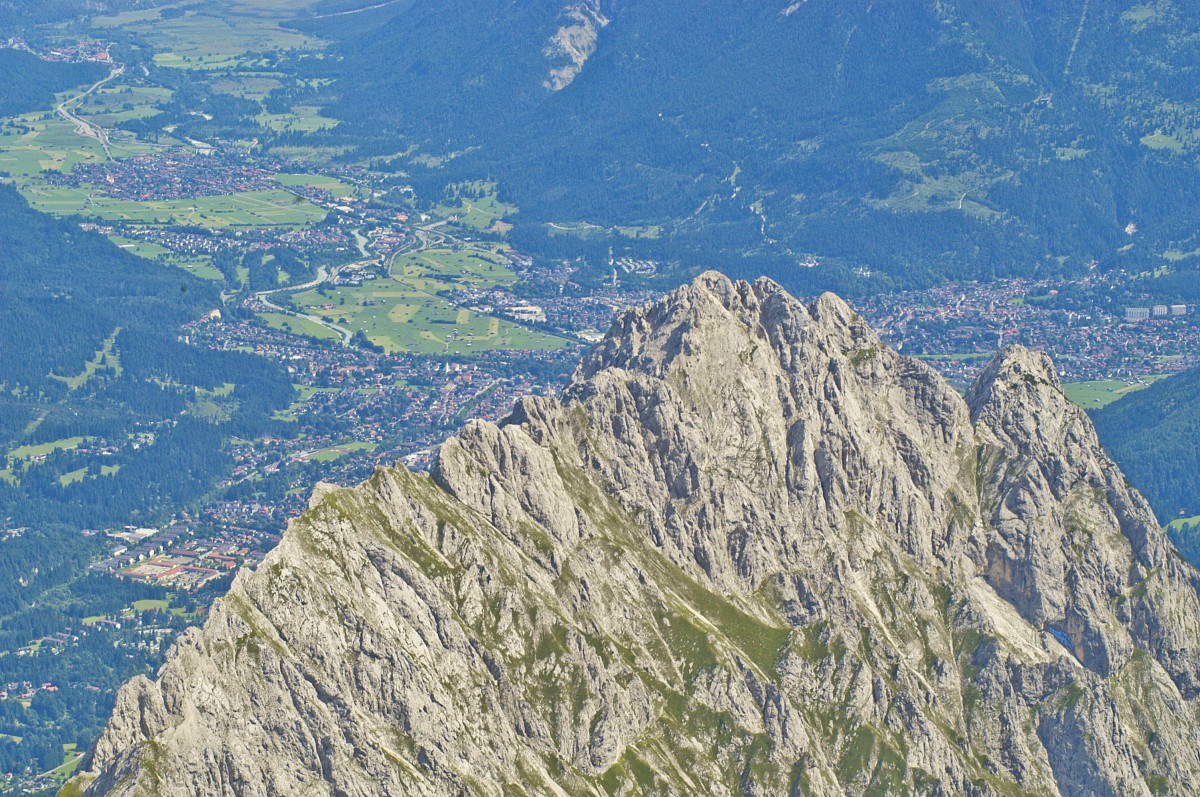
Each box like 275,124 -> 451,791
0,0 -> 142,30
0,182 -> 295,521
1092,366 -> 1200,544
0,183 -> 295,785
0,50 -> 104,117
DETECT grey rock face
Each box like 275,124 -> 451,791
67,272 -> 1200,797
542,1 -> 607,91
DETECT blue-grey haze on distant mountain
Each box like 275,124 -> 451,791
298,0 -> 1200,297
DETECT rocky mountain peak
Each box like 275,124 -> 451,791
68,273 -> 1200,797
966,343 -> 1064,421
577,270 -> 873,382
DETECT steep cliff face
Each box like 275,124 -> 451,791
67,273 -> 1200,797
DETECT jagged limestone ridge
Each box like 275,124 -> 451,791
67,272 -> 1200,797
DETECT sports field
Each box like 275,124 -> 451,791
300,441 -> 377,462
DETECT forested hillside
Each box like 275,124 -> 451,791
0,50 -> 104,116
0,184 -> 295,528
1092,366 -> 1200,554
288,0 -> 1200,295
0,0 -> 141,30
0,182 -> 296,779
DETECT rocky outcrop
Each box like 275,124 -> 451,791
66,272 -> 1200,796
542,1 -> 608,91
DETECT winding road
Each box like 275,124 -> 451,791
311,0 -> 407,19
251,216 -> 545,349
253,262 -> 358,345
56,65 -> 125,159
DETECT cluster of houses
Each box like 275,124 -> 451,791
3,38 -> 111,63
0,682 -> 57,700
54,153 -> 278,201
90,519 -> 273,591
121,540 -> 266,591
91,523 -> 191,575
857,274 -> 1200,384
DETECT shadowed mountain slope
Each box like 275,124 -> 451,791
300,1 -> 1200,292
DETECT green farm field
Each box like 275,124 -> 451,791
92,6 -> 320,71
290,247 -> 569,355
0,82 -> 184,183
267,143 -> 352,163
257,105 -> 339,133
396,246 -> 516,288
1063,376 -> 1169,409
258,312 -> 341,342
58,468 -> 89,487
105,236 -> 224,280
0,115 -> 111,176
107,235 -> 172,260
73,84 -> 174,127
22,185 -> 326,227
208,74 -> 282,100
6,437 -> 88,465
545,218 -> 662,240
273,172 -> 357,197
1169,514 -> 1200,532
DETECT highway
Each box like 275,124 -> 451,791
55,65 -> 125,159
252,262 -> 358,346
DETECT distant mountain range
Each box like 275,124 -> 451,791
296,0 -> 1200,295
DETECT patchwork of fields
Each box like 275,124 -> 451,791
0,38 -> 561,360
1062,376 -> 1170,410
288,247 -> 569,355
22,185 -> 327,227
